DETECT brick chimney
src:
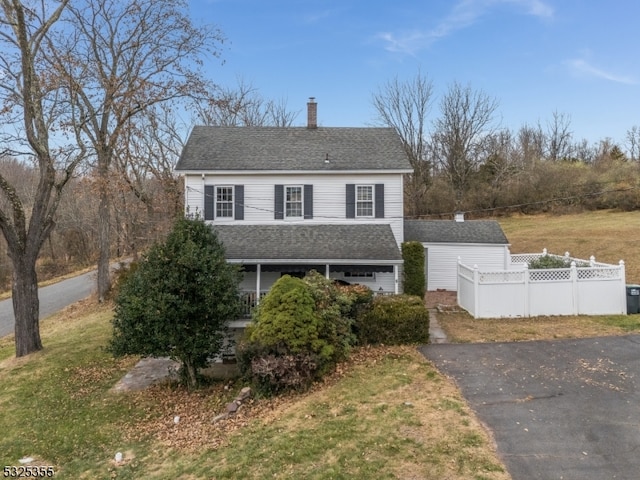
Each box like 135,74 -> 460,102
307,97 -> 317,129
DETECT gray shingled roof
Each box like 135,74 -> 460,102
211,224 -> 403,262
404,219 -> 509,244
175,126 -> 412,171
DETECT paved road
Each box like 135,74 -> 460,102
421,335 -> 640,480
0,270 -> 97,338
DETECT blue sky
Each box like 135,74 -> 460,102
189,0 -> 640,146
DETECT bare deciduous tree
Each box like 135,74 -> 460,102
50,0 -> 224,300
371,71 -> 435,216
544,111 -> 573,161
0,0 -> 86,356
111,105 -> 187,258
625,125 -> 640,162
432,82 -> 499,203
196,79 -> 299,127
516,124 -> 545,168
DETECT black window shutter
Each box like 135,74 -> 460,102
274,185 -> 284,219
303,184 -> 313,219
346,184 -> 355,218
204,185 -> 214,220
234,185 -> 244,220
375,183 -> 385,218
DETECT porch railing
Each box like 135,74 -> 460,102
239,290 -> 269,318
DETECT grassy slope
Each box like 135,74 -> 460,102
499,209 -> 640,283
0,301 -> 508,480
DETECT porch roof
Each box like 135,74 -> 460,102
211,224 -> 403,263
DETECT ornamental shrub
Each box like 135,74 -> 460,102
355,294 -> 430,345
402,241 -> 425,297
236,341 -> 318,395
108,217 -> 241,388
239,272 -> 359,395
528,255 -> 571,269
336,282 -> 374,320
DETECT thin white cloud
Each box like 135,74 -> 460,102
303,8 -> 344,24
377,0 -> 553,55
567,58 -> 637,85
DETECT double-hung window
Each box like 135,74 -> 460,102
356,185 -> 374,217
216,186 -> 234,218
285,186 -> 303,218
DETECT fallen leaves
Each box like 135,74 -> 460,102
118,345 -> 417,453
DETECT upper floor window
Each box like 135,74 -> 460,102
346,183 -> 383,219
356,185 -> 373,217
204,184 -> 244,221
285,185 -> 303,218
216,186 -> 234,218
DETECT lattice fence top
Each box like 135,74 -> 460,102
460,250 -> 623,284
479,271 -> 525,283
510,250 -> 616,268
577,267 -> 622,280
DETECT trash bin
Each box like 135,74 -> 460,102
627,285 -> 640,314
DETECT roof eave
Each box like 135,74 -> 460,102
226,258 -> 404,265
174,168 -> 413,175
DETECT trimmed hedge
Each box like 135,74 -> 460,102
355,294 -> 429,345
402,241 -> 425,297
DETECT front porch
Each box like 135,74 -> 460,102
236,262 -> 400,321
211,223 -> 406,325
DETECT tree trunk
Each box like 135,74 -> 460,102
97,182 -> 111,302
12,254 -> 42,357
184,359 -> 198,388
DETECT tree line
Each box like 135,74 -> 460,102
372,72 -> 640,218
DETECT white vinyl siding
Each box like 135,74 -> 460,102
183,172 -> 405,245
424,243 -> 510,291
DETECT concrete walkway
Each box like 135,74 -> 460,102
428,309 -> 449,344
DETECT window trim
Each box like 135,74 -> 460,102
215,185 -> 234,219
355,184 -> 374,218
285,185 -> 304,219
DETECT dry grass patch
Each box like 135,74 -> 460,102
121,347 -> 510,478
437,310 -> 640,344
499,210 -> 640,283
188,346 -> 509,480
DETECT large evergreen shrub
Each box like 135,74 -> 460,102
108,217 -> 241,387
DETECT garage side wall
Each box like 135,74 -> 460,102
425,243 -> 509,291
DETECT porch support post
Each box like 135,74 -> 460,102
325,264 -> 330,279
394,264 -> 399,294
256,264 -> 261,306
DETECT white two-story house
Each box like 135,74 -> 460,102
175,99 -> 413,318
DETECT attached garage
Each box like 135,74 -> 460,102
404,217 -> 510,291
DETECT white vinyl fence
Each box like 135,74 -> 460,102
457,250 -> 627,318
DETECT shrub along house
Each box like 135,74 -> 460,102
175,99 -> 413,322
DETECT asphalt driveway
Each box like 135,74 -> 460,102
420,335 -> 640,480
